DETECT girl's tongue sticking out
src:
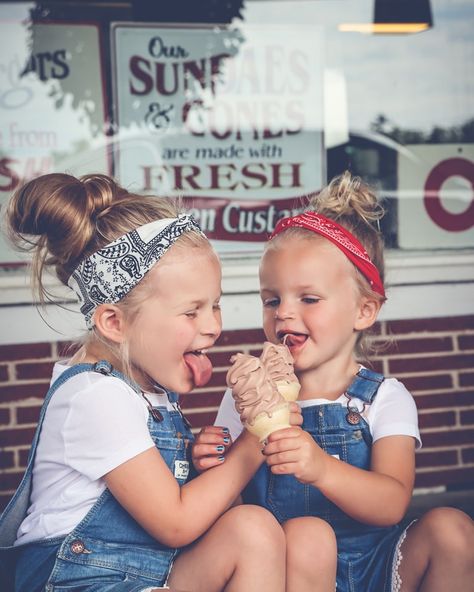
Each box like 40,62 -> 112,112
183,351 -> 213,387
283,333 -> 307,348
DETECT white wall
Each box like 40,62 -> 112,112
1,249 -> 473,345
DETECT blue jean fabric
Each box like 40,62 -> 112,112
243,367 -> 404,592
0,361 -> 194,592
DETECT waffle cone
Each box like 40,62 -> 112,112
244,402 -> 291,442
275,380 -> 301,402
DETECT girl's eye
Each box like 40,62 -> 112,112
213,302 -> 221,311
185,311 -> 198,318
263,298 -> 279,308
302,296 -> 320,304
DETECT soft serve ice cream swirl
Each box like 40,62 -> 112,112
260,342 -> 300,401
227,353 -> 284,425
226,352 -> 291,441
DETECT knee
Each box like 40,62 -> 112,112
223,505 -> 285,553
283,517 -> 337,572
418,507 -> 474,560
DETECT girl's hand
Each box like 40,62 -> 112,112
289,401 -> 303,427
263,427 -> 328,486
192,426 -> 232,472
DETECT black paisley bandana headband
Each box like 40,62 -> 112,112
68,214 -> 204,329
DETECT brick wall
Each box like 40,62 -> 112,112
1,315 -> 473,511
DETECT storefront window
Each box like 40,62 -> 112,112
1,0 -> 473,267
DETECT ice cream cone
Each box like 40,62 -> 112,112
275,379 -> 301,402
245,402 -> 291,442
227,352 -> 290,440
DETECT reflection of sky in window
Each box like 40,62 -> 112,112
0,3 -> 107,177
243,0 -> 474,131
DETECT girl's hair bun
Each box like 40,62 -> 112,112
81,174 -> 121,219
310,170 -> 384,226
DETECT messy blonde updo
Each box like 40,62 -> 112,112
5,173 -> 209,366
268,171 -> 386,359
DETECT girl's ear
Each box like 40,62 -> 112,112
93,304 -> 126,344
354,297 -> 381,331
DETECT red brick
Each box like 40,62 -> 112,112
208,351 -> 236,368
0,450 -> 15,470
387,316 -> 474,335
460,373 -> 474,387
414,391 -> 474,410
389,354 -> 474,374
18,448 -> 31,467
184,410 -> 218,429
16,362 -> 55,380
458,335 -> 474,350
375,337 -> 453,355
399,374 -> 453,392
217,329 -> 266,347
0,494 -> 14,512
415,467 -> 474,488
0,471 -> 23,491
0,365 -> 8,382
415,450 -> 458,468
0,408 -> 10,426
57,341 -> 80,357
461,447 -> 474,464
0,343 -> 52,362
0,383 -> 47,403
16,405 -> 41,425
421,428 -> 474,447
0,427 -> 36,447
418,411 -> 456,429
205,370 -> 228,389
460,409 -> 474,425
367,322 -> 382,336
360,360 -> 384,374
180,391 -> 225,410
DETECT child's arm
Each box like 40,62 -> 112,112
104,428 -> 262,548
264,428 -> 415,526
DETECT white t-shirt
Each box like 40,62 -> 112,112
215,375 -> 422,448
15,362 -> 175,546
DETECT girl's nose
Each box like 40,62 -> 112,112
274,303 -> 295,321
203,308 -> 222,338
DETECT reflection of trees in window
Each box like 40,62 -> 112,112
25,1 -> 246,139
328,114 -> 474,248
371,113 -> 474,144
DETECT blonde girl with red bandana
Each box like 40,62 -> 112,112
203,171 -> 474,592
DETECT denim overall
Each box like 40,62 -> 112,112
244,368 -> 404,592
0,361 -> 194,592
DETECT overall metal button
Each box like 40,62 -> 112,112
70,539 -> 85,554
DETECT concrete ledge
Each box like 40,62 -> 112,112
405,489 -> 474,522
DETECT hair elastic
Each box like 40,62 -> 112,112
270,212 -> 385,298
68,214 -> 204,329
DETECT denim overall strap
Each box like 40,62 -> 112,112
0,361 -> 139,549
346,367 -> 384,404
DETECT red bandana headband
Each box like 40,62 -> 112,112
270,212 -> 385,298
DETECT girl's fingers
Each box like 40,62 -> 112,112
266,427 -> 302,443
194,427 -> 231,447
269,462 -> 298,475
264,450 -> 299,466
192,443 -> 228,459
194,455 -> 225,471
203,425 -> 230,436
289,409 -> 303,427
